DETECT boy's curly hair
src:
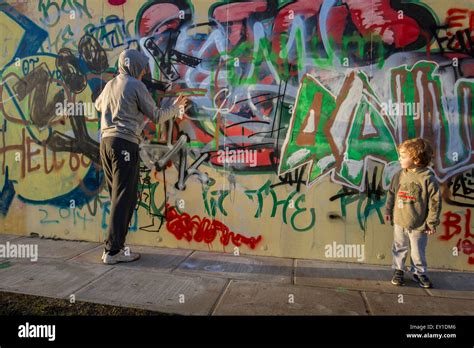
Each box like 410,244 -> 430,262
398,138 -> 433,167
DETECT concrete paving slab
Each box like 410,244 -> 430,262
75,267 -> 228,315
296,259 -> 428,295
70,245 -> 193,273
213,280 -> 368,315
364,292 -> 474,315
6,237 -> 99,261
174,251 -> 293,284
0,259 -> 111,299
423,269 -> 474,300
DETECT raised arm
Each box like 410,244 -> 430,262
136,85 -> 183,124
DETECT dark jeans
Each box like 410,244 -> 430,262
99,136 -> 140,253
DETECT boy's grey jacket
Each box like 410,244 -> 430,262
94,49 -> 179,144
385,167 -> 441,230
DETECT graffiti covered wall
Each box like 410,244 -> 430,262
1,0 -> 473,270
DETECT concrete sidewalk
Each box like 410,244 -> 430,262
0,233 -> 473,315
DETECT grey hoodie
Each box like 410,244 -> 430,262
385,167 -> 441,230
94,49 -> 180,144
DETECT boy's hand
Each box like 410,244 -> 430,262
425,227 -> 436,235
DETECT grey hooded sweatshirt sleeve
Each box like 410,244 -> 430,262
94,49 -> 180,144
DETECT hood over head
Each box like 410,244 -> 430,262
118,49 -> 149,79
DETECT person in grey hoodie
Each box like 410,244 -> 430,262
385,138 -> 441,288
94,49 -> 187,264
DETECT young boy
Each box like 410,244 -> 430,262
385,138 -> 441,288
94,49 -> 187,264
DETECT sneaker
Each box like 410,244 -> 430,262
103,248 -> 140,265
101,246 -> 130,261
391,270 -> 405,286
413,274 -> 433,288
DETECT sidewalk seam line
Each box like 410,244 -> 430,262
360,291 -> 372,315
209,279 -> 232,316
170,250 -> 196,273
292,282 -> 450,298
63,244 -> 103,261
1,235 -> 24,242
67,267 -> 116,298
292,259 -> 297,285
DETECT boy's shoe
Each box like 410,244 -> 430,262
413,274 -> 433,288
103,248 -> 140,265
391,270 -> 405,286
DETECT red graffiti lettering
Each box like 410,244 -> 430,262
456,239 -> 474,264
440,209 -> 474,265
440,211 -> 463,240
165,204 -> 262,249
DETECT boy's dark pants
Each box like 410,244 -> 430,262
99,136 -> 140,253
